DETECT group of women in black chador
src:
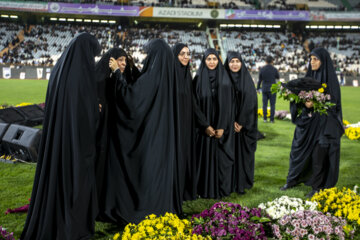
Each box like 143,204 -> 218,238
21,32 -> 341,239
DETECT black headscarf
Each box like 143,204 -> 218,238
100,39 -> 177,224
306,48 -> 340,102
172,43 -> 192,84
96,48 -> 127,83
306,47 -> 343,139
225,51 -> 258,132
194,48 -> 233,155
22,33 -> 101,239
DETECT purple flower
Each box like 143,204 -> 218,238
192,202 -> 269,239
0,226 -> 15,240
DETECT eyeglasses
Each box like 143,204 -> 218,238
179,52 -> 191,57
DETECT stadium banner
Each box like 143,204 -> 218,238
36,68 -> 43,79
139,7 -> 153,17
225,10 -> 310,21
151,7 -> 225,19
47,2 -> 139,16
2,67 -> 11,79
0,1 -> 47,12
310,11 -> 360,21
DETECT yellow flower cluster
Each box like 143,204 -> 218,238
118,212 -> 211,240
317,84 -> 327,93
15,102 -> 33,107
311,187 -> 360,226
258,109 -> 270,118
343,120 -> 350,126
0,155 -> 15,161
345,127 -> 360,140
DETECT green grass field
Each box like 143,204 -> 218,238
0,79 -> 359,239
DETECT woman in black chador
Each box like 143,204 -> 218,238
193,48 -> 234,199
101,39 -> 177,224
94,48 -> 139,204
280,48 -> 343,197
172,43 -> 197,214
224,51 -> 258,194
21,33 -> 101,240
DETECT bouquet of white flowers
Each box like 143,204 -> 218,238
258,196 -> 318,220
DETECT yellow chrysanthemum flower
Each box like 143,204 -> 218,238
318,88 -> 324,93
113,233 -> 120,240
312,186 -> 360,235
118,212 -> 210,239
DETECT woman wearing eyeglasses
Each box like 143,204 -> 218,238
172,43 -> 197,215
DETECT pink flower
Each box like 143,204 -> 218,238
300,228 -> 308,237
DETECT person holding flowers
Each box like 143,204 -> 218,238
280,48 -> 343,198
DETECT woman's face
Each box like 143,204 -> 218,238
205,54 -> 218,70
116,56 -> 127,73
178,47 -> 190,66
310,55 -> 321,71
229,58 -> 242,73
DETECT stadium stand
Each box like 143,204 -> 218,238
0,21 -> 359,76
19,0 -> 257,8
265,0 -> 342,10
221,29 -> 360,75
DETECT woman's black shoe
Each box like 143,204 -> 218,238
280,183 -> 294,191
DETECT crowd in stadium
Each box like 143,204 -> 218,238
1,22 -> 359,76
16,0 -> 360,10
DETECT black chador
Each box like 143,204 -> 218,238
21,33 -> 101,240
224,51 -> 258,194
172,43 -> 197,215
304,48 -> 343,190
283,62 -> 343,195
94,48 -> 139,205
193,48 -> 234,199
100,39 -> 177,224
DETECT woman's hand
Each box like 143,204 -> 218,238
205,126 -> 216,137
234,122 -> 242,133
215,129 -> 224,138
109,57 -> 119,72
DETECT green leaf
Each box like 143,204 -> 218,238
259,217 -> 271,223
250,216 -> 260,221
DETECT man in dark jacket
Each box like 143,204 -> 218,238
257,56 -> 279,123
